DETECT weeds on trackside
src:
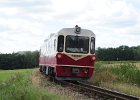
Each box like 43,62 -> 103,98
0,70 -> 62,100
91,61 -> 140,96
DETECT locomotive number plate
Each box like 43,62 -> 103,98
72,68 -> 79,74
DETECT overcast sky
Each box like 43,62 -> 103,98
0,0 -> 140,53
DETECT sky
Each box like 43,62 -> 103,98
0,0 -> 140,53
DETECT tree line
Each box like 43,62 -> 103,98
96,45 -> 140,61
0,51 -> 39,70
0,45 -> 140,70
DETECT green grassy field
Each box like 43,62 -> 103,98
90,61 -> 140,97
0,69 -> 66,100
0,69 -> 33,82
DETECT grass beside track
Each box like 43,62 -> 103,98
0,69 -> 66,100
90,61 -> 140,97
0,69 -> 33,82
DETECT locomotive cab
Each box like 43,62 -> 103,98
55,26 -> 96,80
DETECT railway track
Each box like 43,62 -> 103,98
54,79 -> 140,100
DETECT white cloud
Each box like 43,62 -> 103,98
0,0 -> 140,53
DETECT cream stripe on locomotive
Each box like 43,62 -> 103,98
39,64 -> 94,68
57,64 -> 94,68
66,53 -> 89,61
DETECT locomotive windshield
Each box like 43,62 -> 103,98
65,35 -> 89,54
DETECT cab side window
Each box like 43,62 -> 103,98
54,39 -> 56,51
57,35 -> 64,52
90,37 -> 95,54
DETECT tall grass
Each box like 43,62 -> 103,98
92,62 -> 117,85
0,71 -> 62,100
0,69 -> 33,82
91,62 -> 140,96
109,63 -> 140,85
93,62 -> 140,85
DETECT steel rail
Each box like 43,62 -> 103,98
56,80 -> 140,100
77,81 -> 140,100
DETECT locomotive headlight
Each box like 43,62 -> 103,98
91,56 -> 96,61
75,25 -> 81,34
76,27 -> 80,32
57,54 -> 62,58
83,68 -> 88,74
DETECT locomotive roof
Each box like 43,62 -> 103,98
44,27 -> 95,42
57,28 -> 95,37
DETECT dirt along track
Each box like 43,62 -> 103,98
31,69 -> 94,100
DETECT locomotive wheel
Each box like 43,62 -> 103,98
39,66 -> 43,72
48,67 -> 55,77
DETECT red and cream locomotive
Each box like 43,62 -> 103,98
39,25 -> 96,80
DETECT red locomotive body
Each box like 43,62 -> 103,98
39,25 -> 96,80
